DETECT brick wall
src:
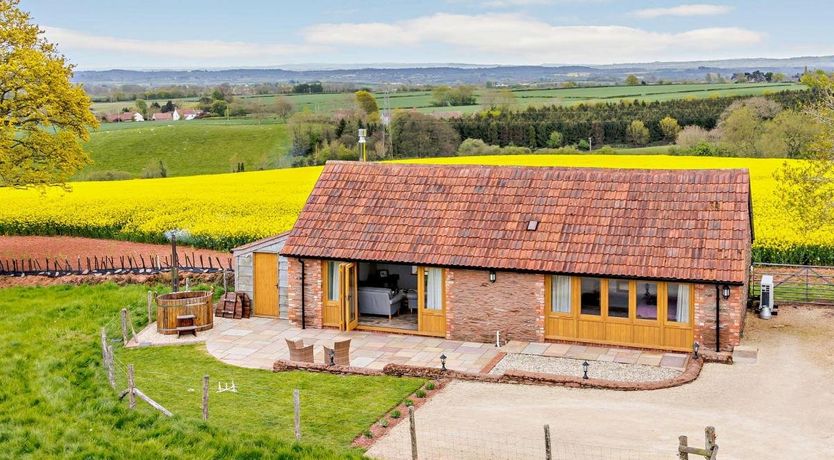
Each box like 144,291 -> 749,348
286,258 -> 323,328
694,282 -> 747,352
446,268 -> 545,343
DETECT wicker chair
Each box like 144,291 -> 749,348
323,338 -> 351,366
285,338 -> 314,363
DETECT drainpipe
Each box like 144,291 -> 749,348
714,284 -> 720,352
298,258 -> 306,329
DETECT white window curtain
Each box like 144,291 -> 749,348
676,283 -> 690,323
425,268 -> 443,310
551,275 -> 571,313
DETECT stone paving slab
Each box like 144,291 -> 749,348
130,318 -> 690,375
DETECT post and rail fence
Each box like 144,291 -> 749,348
750,263 -> 834,306
0,253 -> 233,278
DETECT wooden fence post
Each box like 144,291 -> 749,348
100,328 -> 115,389
127,364 -> 136,409
202,375 -> 209,421
705,426 -> 717,459
293,389 -> 301,441
544,424 -> 552,460
409,405 -> 418,460
120,308 -> 129,344
147,291 -> 153,325
679,435 -> 689,460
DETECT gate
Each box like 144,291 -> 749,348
750,263 -> 834,306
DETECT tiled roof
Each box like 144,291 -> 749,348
281,161 -> 752,284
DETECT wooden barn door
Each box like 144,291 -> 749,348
253,252 -> 279,317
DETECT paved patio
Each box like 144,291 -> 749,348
131,317 -> 690,374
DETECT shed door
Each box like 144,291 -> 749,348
253,252 -> 279,317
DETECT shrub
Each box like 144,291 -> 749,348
426,381 -> 436,391
626,120 -> 650,145
404,399 -> 414,407
547,131 -> 563,148
415,389 -> 426,398
659,116 -> 681,141
82,170 -> 134,181
363,430 -> 373,439
390,409 -> 401,419
577,139 -> 590,151
379,419 -> 389,428
676,125 -> 713,150
141,160 -> 167,178
595,145 -> 616,155
457,138 -> 499,156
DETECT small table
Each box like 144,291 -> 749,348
176,314 -> 197,337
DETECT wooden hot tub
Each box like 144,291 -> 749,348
156,291 -> 214,335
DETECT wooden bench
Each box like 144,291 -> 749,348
176,314 -> 197,337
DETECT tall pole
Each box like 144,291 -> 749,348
171,233 -> 178,293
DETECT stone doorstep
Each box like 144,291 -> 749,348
732,345 -> 759,364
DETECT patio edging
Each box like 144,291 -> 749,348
272,355 -> 705,391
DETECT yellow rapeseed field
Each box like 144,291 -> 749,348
0,154 -> 828,262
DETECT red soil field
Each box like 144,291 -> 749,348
0,236 -> 230,265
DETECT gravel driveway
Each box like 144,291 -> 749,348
367,306 -> 834,459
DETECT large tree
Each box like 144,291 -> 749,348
0,0 -> 98,187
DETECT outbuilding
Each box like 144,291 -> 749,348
257,161 -> 752,352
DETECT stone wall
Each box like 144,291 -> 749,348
445,268 -> 545,343
287,258 -> 323,328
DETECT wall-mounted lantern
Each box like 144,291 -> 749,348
489,270 -> 497,283
721,285 -> 731,300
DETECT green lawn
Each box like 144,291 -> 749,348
0,283 -> 422,458
78,119 -> 292,179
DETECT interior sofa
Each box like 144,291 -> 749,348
358,287 -> 404,318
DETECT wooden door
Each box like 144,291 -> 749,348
417,267 -> 446,337
339,262 -> 358,331
322,261 -> 341,327
253,252 -> 279,317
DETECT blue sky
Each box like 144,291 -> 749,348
19,1 -> 834,69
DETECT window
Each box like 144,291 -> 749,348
667,283 -> 690,324
550,275 -> 572,313
607,280 -> 630,318
636,281 -> 658,320
424,267 -> 443,310
326,261 -> 339,302
580,278 -> 601,316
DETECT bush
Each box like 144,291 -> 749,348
390,409 -> 401,419
687,141 -> 725,156
363,430 -> 373,439
676,125 -> 714,150
404,399 -> 414,407
82,170 -> 134,181
426,381 -> 436,391
547,131 -> 563,148
379,419 -> 389,428
141,160 -> 167,178
595,145 -> 616,155
415,389 -> 426,398
457,138 -> 499,156
626,120 -> 650,145
577,139 -> 590,151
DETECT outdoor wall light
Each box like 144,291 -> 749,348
721,285 -> 731,300
582,360 -> 589,380
693,341 -> 700,359
440,353 -> 447,371
489,270 -> 497,283
328,348 -> 336,366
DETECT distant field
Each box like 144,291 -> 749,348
78,118 -> 291,179
92,82 -> 805,116
1,154 -> 828,264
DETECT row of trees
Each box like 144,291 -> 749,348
446,90 -> 816,149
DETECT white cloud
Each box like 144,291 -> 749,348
303,13 -> 762,64
631,4 -> 732,19
42,26 -> 318,61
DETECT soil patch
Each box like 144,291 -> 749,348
0,235 -> 229,261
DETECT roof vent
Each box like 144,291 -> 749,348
527,220 -> 539,231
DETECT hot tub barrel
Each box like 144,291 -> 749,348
156,291 -> 214,334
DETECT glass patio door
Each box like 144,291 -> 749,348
417,267 -> 446,337
339,262 -> 358,331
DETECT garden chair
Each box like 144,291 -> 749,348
323,338 -> 351,366
285,338 -> 314,363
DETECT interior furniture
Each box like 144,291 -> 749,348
358,287 -> 404,319
404,290 -> 418,314
285,338 -> 314,363
323,338 -> 351,366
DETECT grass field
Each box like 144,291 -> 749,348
92,82 -> 805,116
78,118 -> 291,179
0,154 -> 828,263
0,282 -> 422,458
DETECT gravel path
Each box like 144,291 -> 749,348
489,353 -> 682,382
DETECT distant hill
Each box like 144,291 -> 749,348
73,56 -> 834,87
